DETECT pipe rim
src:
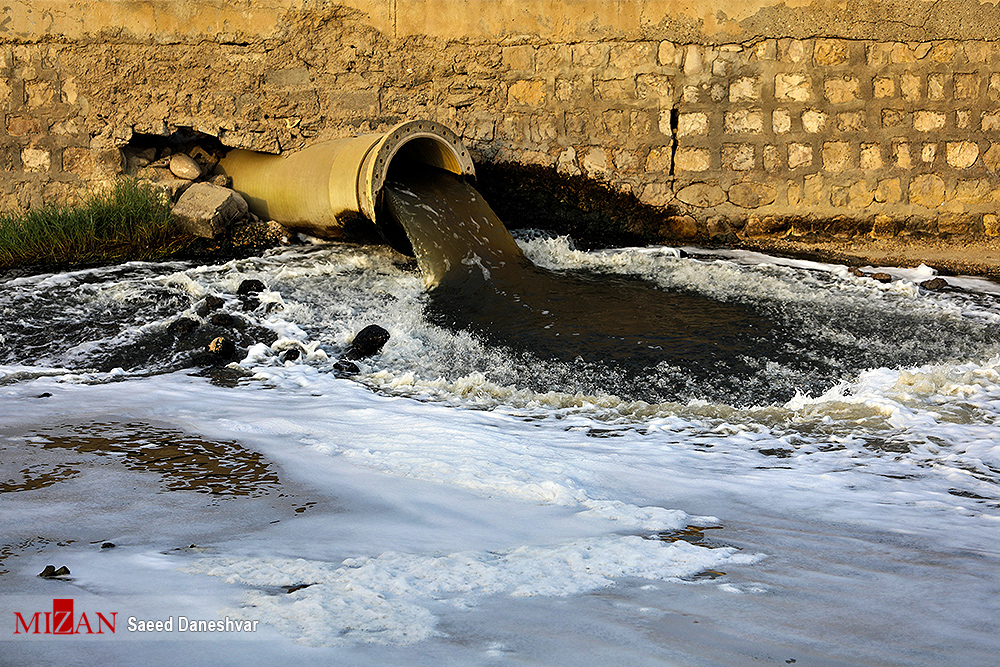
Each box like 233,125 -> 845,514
360,120 -> 476,221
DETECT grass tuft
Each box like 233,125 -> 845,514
0,178 -> 190,271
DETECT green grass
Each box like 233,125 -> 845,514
0,178 -> 190,271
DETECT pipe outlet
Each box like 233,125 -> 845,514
217,120 -> 476,239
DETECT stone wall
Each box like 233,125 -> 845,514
3,0 -> 1000,243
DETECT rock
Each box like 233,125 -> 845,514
101,542 -> 116,549
676,183 -> 727,208
196,294 -> 226,316
208,336 -> 237,360
38,565 -> 71,578
169,153 -> 203,180
333,358 -> 360,374
871,272 -> 893,283
211,173 -> 232,188
346,324 -> 390,360
920,277 -> 949,290
728,182 -> 777,208
237,279 -> 265,296
281,348 -> 301,362
171,183 -> 249,239
209,312 -> 234,327
167,316 -> 199,335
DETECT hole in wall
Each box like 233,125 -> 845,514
121,128 -> 229,184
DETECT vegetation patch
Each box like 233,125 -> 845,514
0,178 -> 189,272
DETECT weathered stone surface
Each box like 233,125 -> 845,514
728,182 -> 776,208
871,213 -> 898,239
876,178 -> 901,205
170,154 -> 203,180
946,142 -> 979,169
171,183 -> 248,238
661,215 -> 698,239
676,182 -> 726,207
675,147 -> 711,172
920,277 -> 949,290
743,215 -> 787,237
909,174 -> 946,208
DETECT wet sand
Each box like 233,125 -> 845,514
737,237 -> 1000,280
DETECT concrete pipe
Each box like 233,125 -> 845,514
216,120 -> 476,241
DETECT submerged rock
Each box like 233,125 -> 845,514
237,279 -> 265,296
208,336 -> 238,360
920,277 -> 949,291
346,324 -> 390,359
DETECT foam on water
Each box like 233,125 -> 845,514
2,240 -> 1000,664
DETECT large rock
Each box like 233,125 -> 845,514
169,153 -> 203,180
172,183 -> 248,238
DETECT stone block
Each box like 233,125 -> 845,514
636,74 -> 673,102
984,213 -> 999,236
814,39 -> 850,66
677,112 -> 708,137
608,42 -> 656,74
873,77 -> 895,98
938,210 -> 975,235
724,109 -> 763,134
788,143 -> 813,169
676,182 -> 727,207
848,181 -> 875,209
875,178 -> 901,203
682,44 -> 703,75
822,141 -> 852,172
931,42 -> 957,63
722,144 -> 754,171
894,143 -> 912,169
775,73 -> 812,101
787,180 -> 803,206
502,45 -> 535,73
682,85 -> 699,103
641,182 -> 673,207
62,147 -> 100,179
927,73 -> 946,100
661,215 -> 699,240
729,76 -> 760,102
831,185 -> 849,207
507,80 -> 546,106
946,142 -> 979,169
954,178 -> 993,205
595,79 -> 633,101
957,110 -> 972,129
728,182 -> 776,208
914,111 -> 946,132
802,109 -> 827,133
838,111 -> 866,132
171,183 -> 248,239
824,77 -> 859,104
779,39 -> 810,64
954,73 -> 979,99
982,111 -> 1000,132
763,145 -> 781,172
572,42 -> 609,68
674,147 -> 711,172
645,147 -> 673,173
900,73 -> 921,101
921,143 -> 937,163
908,174 -> 946,208
860,144 -> 883,169
882,109 -> 909,128
772,109 -> 792,134
21,147 -> 50,172
983,143 -> 1000,171
581,147 -> 609,177
658,41 -> 678,66
8,116 -> 41,136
